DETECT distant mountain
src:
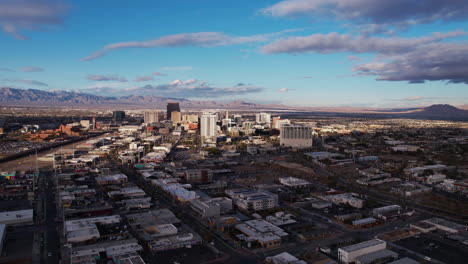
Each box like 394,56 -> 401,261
406,104 -> 468,118
0,87 -> 116,104
0,87 -> 266,109
1,88 -> 467,120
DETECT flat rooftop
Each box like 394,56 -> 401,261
340,239 -> 385,253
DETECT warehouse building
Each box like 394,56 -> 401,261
338,239 -> 386,264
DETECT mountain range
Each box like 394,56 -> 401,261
0,87 -> 263,109
1,87 -> 467,120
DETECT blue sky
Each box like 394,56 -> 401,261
1,0 -> 468,107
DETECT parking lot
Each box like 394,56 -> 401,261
152,245 -> 218,264
396,234 -> 468,264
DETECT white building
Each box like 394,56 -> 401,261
266,252 -> 307,264
422,218 -> 468,233
338,239 -> 386,264
64,215 -> 121,243
200,113 -> 217,139
144,111 -> 159,124
0,209 -> 34,225
278,177 -> 311,188
242,121 -> 254,130
280,124 -> 313,148
226,189 -> 278,211
325,193 -> 364,208
118,125 -> 141,134
256,113 -> 271,125
425,174 -> 446,184
272,117 -> 291,129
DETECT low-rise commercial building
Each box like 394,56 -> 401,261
190,197 -> 232,218
266,252 -> 307,264
278,177 -> 311,188
95,173 -> 128,185
226,189 -> 278,211
280,124 -> 313,148
183,169 -> 213,183
324,193 -> 364,209
338,239 -> 386,264
235,219 -> 288,248
0,209 -> 34,225
355,249 -> 398,264
422,218 -> 468,233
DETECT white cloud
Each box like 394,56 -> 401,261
0,0 -> 69,39
261,31 -> 466,54
81,29 -> 303,61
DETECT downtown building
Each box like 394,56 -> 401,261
200,113 -> 217,140
280,124 -> 313,148
112,111 -> 126,122
225,189 -> 278,211
171,111 -> 181,125
255,112 -> 271,125
166,102 -> 180,120
144,111 -> 159,124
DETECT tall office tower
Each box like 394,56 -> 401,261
200,113 -> 217,139
221,118 -> 231,127
272,116 -> 281,129
242,121 -> 254,130
144,111 -> 159,124
273,117 -> 290,129
171,111 -> 181,124
234,115 -> 242,126
225,110 -> 229,119
112,111 -> 126,122
280,124 -> 313,148
255,112 -> 271,124
166,102 -> 180,120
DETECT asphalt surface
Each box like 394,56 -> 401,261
38,171 -> 60,264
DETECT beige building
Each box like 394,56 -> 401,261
171,111 -> 181,125
182,114 -> 198,123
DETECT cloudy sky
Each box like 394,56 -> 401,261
1,0 -> 467,107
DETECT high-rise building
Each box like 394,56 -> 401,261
144,111 -> 159,124
200,113 -> 217,139
171,111 -> 181,124
113,111 -> 126,122
225,110 -> 229,119
182,114 -> 198,123
273,117 -> 290,129
234,115 -> 242,126
242,121 -> 254,130
272,116 -> 281,129
280,124 -> 313,148
255,112 -> 271,124
166,102 -> 180,120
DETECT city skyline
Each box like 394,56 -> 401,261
1,0 -> 468,107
